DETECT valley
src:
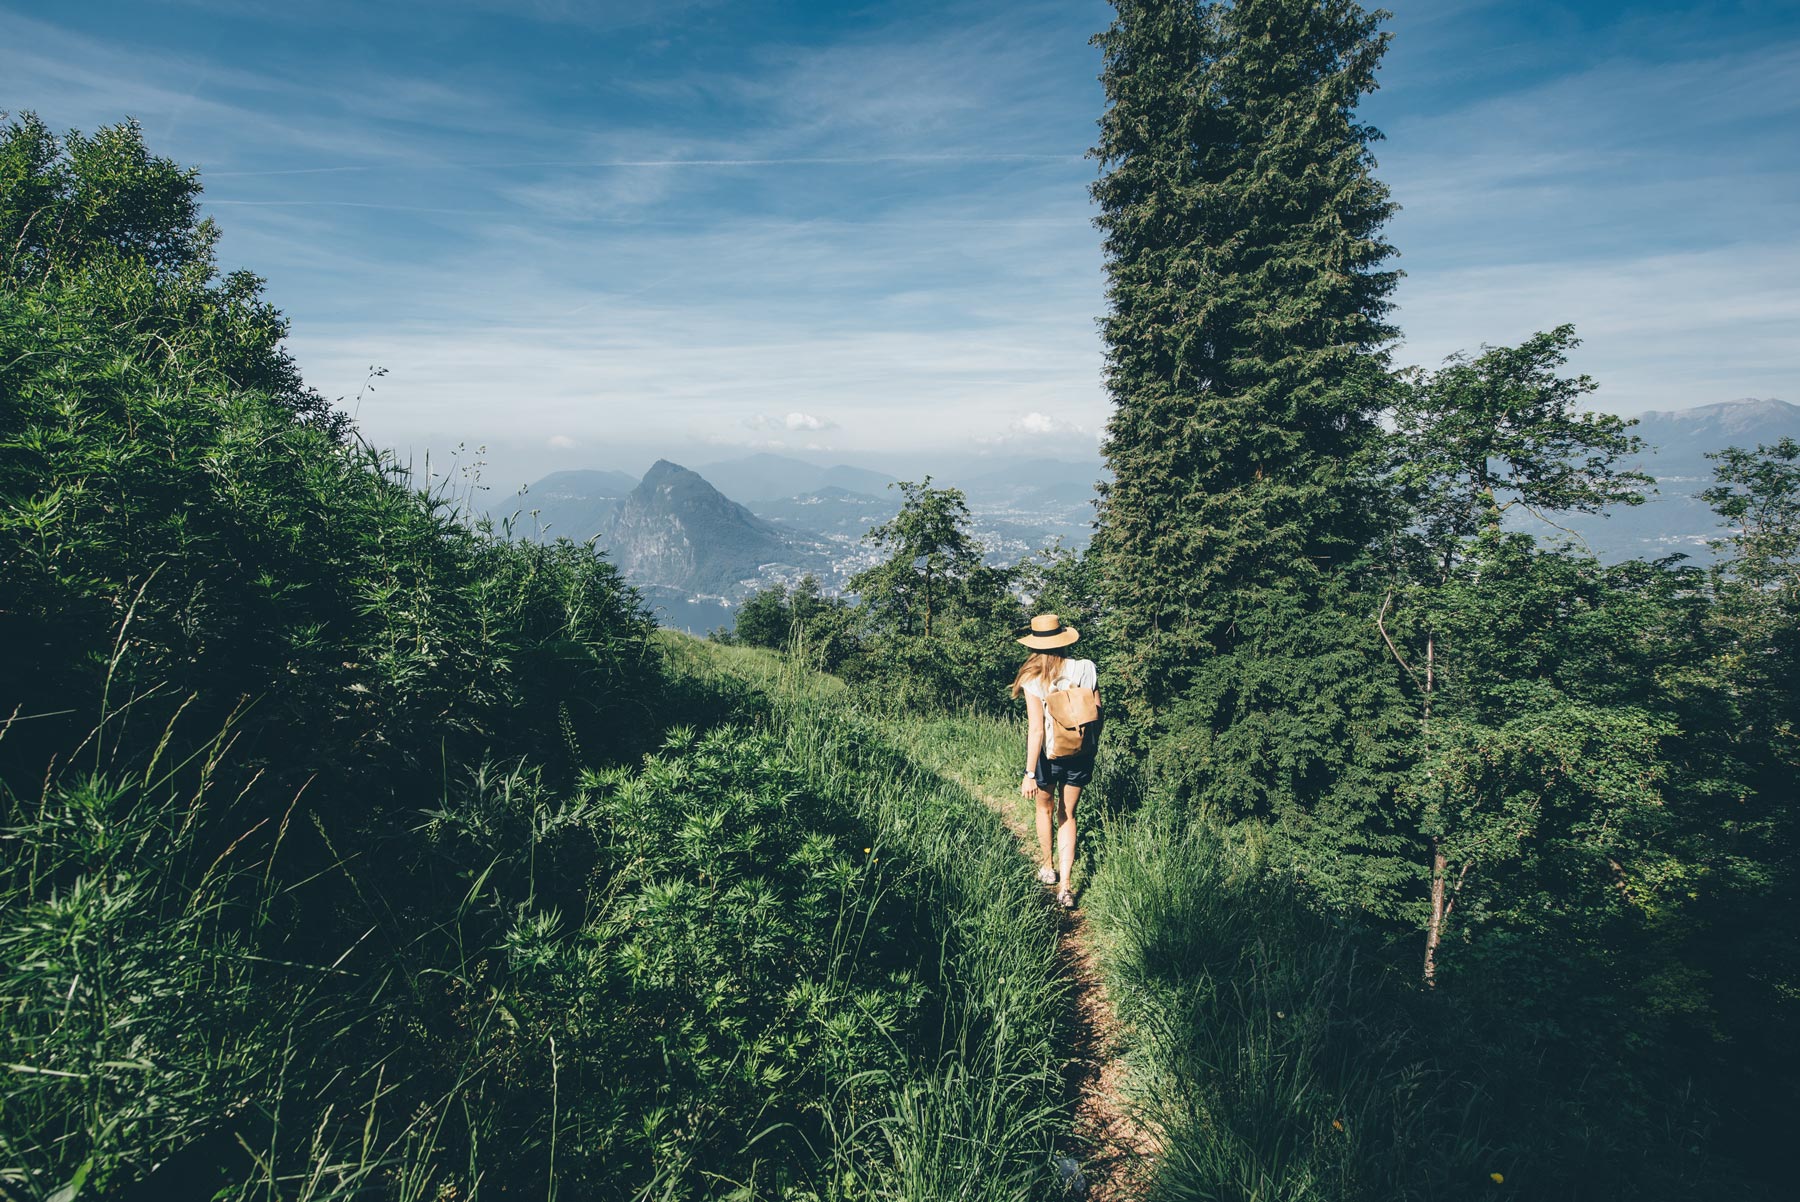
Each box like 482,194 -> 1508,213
497,398 -> 1800,632
497,450 -> 1108,631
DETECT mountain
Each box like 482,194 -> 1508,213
600,460 -> 830,600
820,463 -> 898,495
1631,398 -> 1800,478
539,468 -> 640,495
1524,398 -> 1800,562
695,453 -> 895,503
505,468 -> 639,543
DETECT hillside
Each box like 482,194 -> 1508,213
1,242 -> 1072,1196
753,483 -> 898,538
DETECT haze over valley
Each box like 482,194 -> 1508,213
493,450 -> 1104,631
490,397 -> 1800,632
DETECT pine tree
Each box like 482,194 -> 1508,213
1089,0 -> 1400,732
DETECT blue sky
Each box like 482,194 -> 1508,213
4,0 -> 1797,490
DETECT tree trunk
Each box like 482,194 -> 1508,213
1424,839 -> 1447,986
923,561 -> 933,638
1422,631 -> 1440,985
1424,631 -> 1434,718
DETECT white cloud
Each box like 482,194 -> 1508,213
744,413 -> 831,432
970,409 -> 1095,447
546,433 -> 577,449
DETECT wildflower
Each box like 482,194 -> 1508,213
1332,1120 -> 1343,1132
1490,1173 -> 1504,1185
1276,1010 -> 1285,1018
863,848 -> 870,854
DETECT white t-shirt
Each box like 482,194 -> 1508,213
1022,657 -> 1098,753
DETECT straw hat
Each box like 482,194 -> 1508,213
1015,613 -> 1080,650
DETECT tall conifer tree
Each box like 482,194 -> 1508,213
1090,0 -> 1400,732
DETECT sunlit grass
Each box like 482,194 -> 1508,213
672,632 -> 1069,1200
2,619 -> 1074,1199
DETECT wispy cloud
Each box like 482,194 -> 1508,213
746,412 -> 838,433
1396,242 -> 1800,411
7,0 -> 1792,492
1378,4 -> 1800,410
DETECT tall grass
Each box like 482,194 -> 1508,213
0,717 -> 424,1200
2,282 -> 1077,1197
1080,789 -> 1742,1202
815,691 -> 1748,1201
663,633 -> 1072,1200
1,647 -> 1075,1199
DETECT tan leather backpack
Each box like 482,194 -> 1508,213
1045,686 -> 1101,759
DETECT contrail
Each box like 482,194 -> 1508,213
204,198 -> 1094,232
204,199 -> 509,216
206,152 -> 1085,177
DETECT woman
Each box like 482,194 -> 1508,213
1012,613 -> 1098,909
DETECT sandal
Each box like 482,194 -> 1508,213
1056,889 -> 1075,910
1036,865 -> 1059,886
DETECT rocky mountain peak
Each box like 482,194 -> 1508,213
604,461 -> 808,595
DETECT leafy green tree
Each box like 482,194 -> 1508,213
849,478 -> 981,638
1398,534 -> 1678,985
2,111 -> 211,280
787,576 -> 862,671
0,111 -> 340,433
1089,0 -> 1400,732
725,576 -> 862,674
1393,324 -> 1649,568
1019,542 -> 1111,670
788,575 -> 828,623
1704,438 -> 1800,593
837,482 -> 1027,711
734,583 -> 793,649
1387,326 -> 1649,979
1692,440 -> 1800,1125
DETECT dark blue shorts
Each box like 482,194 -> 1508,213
1035,754 -> 1095,791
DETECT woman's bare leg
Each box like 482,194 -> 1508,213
1034,787 -> 1056,873
1056,784 -> 1082,890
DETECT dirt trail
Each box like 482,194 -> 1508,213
947,770 -> 1158,1200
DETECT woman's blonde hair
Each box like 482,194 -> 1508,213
1010,649 -> 1066,699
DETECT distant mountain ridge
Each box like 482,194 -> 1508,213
1637,397 -> 1797,436
1532,397 -> 1799,561
510,469 -> 637,543
694,453 -> 896,504
752,485 -> 898,540
1629,398 -> 1799,478
494,397 -> 1800,622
